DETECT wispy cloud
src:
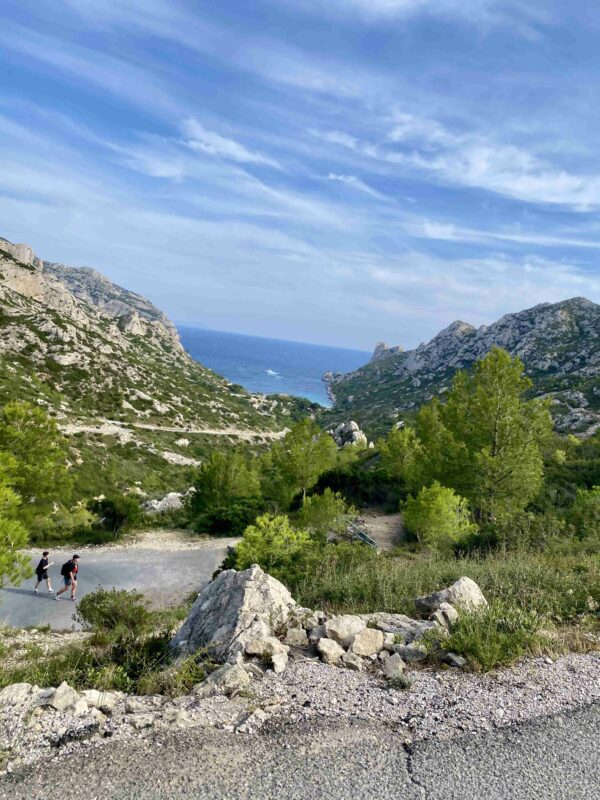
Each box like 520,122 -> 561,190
326,173 -> 385,198
182,119 -> 280,168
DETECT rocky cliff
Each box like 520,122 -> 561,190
0,236 -> 294,495
323,298 -> 600,436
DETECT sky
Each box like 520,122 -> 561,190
1,1 -> 600,350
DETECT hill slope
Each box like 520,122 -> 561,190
0,237 -> 299,496
323,298 -> 600,437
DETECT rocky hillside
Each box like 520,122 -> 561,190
0,236 -> 299,495
323,298 -> 600,436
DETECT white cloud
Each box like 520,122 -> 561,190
317,112 -> 600,208
364,251 -> 600,335
327,173 -> 384,197
182,119 -> 280,168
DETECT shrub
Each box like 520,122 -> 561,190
569,486 -> 600,538
234,513 -> 314,581
443,601 -> 543,671
194,497 -> 265,537
76,588 -> 153,640
88,493 -> 142,538
296,489 -> 355,543
403,482 -> 477,551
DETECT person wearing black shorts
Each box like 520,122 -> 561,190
34,551 -> 54,594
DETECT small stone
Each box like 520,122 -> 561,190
271,651 -> 288,674
308,625 -> 326,644
245,636 -> 288,658
73,699 -> 89,716
131,714 -> 155,730
341,652 -> 363,672
350,628 -> 384,657
383,653 -> 406,679
383,633 -> 396,651
47,682 -> 79,712
444,652 -> 467,668
235,708 -> 269,734
317,638 -> 345,665
284,628 -> 309,648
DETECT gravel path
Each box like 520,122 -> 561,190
1,705 -> 598,799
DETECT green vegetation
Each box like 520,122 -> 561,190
403,482 -> 476,551
217,349 -> 600,671
0,589 -> 207,696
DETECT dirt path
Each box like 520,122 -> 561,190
60,420 -> 287,441
357,510 -> 404,551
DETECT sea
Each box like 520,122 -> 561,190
177,326 -> 370,406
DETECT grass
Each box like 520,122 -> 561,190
284,542 -> 600,671
0,589 -> 207,696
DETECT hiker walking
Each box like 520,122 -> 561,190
55,554 -> 80,602
34,550 -> 53,594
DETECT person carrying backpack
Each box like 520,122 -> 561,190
34,550 -> 54,594
55,554 -> 80,602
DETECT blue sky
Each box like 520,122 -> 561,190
1,0 -> 600,349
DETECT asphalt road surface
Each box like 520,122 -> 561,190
0,543 -> 228,630
0,704 -> 598,799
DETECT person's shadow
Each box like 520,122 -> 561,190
0,587 -> 56,601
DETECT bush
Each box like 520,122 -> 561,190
76,588 -> 153,640
296,489 -> 355,543
234,513 -> 314,582
194,497 -> 265,537
442,601 -> 543,671
88,494 -> 142,538
569,486 -> 600,538
403,482 -> 476,551
0,589 -> 205,696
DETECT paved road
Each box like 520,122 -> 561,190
0,543 -> 228,630
1,704 -> 598,799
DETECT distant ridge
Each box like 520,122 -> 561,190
324,297 -> 600,436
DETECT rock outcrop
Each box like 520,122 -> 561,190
172,565 -> 297,660
324,297 -> 600,436
329,421 -> 368,448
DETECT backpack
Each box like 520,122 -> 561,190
60,561 -> 73,577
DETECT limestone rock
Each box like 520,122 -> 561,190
194,663 -> 251,698
383,653 -> 406,679
46,682 -> 79,712
81,689 -> 118,713
360,613 -> 436,643
444,652 -> 467,668
317,638 -> 345,665
432,602 -> 459,629
325,615 -> 366,648
284,628 -> 309,648
172,565 -> 296,660
416,577 -> 487,616
308,625 -> 326,644
0,683 -> 33,705
392,643 -> 428,663
341,652 -> 364,672
350,628 -> 384,657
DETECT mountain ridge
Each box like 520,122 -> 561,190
323,297 -> 600,436
0,236 -> 299,496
